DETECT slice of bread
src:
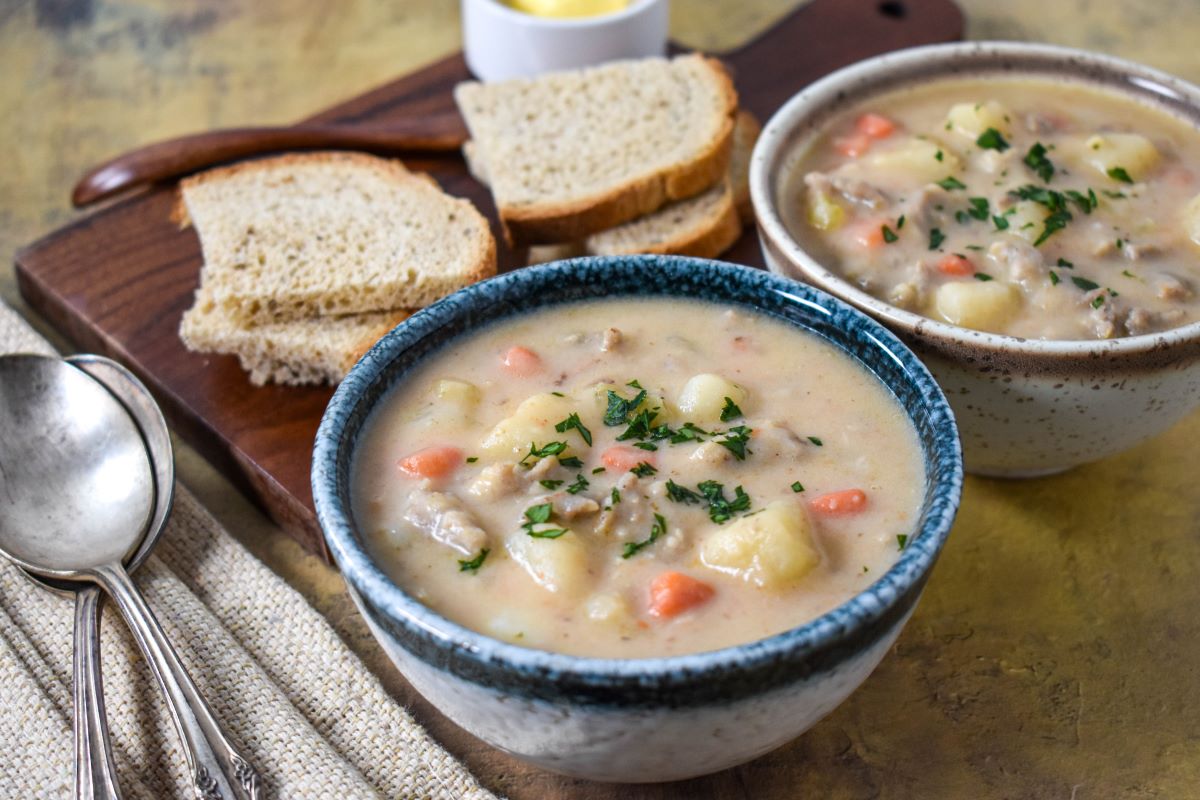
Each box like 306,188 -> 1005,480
180,288 -> 409,386
455,54 -> 738,245
176,152 -> 496,326
516,111 -> 760,264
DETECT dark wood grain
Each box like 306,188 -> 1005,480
15,0 -> 963,566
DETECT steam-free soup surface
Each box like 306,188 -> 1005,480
353,298 -> 924,658
785,78 -> 1200,340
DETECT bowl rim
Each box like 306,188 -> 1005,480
749,40 -> 1200,356
464,0 -> 662,29
312,255 -> 963,688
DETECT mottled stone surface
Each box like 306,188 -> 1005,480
2,1 -> 1199,797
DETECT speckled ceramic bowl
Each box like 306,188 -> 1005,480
751,42 -> 1200,477
312,256 -> 962,783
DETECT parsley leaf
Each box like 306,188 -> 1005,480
966,197 -> 990,221
992,214 -> 1010,230
1023,142 -> 1055,182
929,228 -> 946,250
616,408 -> 659,441
881,224 -> 898,243
522,502 -> 568,539
791,481 -> 805,493
974,272 -> 994,282
611,487 -> 621,505
896,534 -> 909,550
669,422 -> 709,444
622,513 -> 667,559
937,176 -> 967,190
458,549 -> 489,572
720,396 -> 744,422
565,474 -> 589,495
1034,209 -> 1072,246
554,412 -> 593,446
634,442 -> 658,451
603,387 -> 647,427
1107,166 -> 1133,184
630,462 -> 657,478
717,425 -> 752,460
557,456 -> 584,469
1056,257 -> 1074,269
1049,270 -> 1060,285
807,436 -> 823,446
976,127 -> 1010,151
1071,276 -> 1100,292
1091,295 -> 1105,309
697,481 -> 752,524
539,479 -> 564,490
665,479 -> 702,504
521,440 -> 567,465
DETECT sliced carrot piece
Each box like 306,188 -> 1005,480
850,220 -> 887,250
501,345 -> 542,377
601,445 -> 654,473
855,112 -> 896,139
937,254 -> 974,277
648,571 -> 715,618
833,133 -> 872,158
809,489 -> 868,516
398,445 -> 464,479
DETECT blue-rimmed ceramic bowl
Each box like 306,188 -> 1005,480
312,255 -> 963,783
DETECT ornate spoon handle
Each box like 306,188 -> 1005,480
92,562 -> 260,800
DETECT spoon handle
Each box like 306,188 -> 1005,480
93,562 -> 260,800
73,587 -> 125,800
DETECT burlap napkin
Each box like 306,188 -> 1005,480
0,299 -> 499,800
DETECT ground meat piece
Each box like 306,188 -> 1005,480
403,488 -> 488,556
525,456 -> 559,481
1024,112 -> 1058,135
601,327 -> 622,352
595,472 -> 651,541
1154,273 -> 1193,301
987,237 -> 1044,283
805,171 -> 888,209
548,492 -> 600,520
898,185 -> 950,230
1081,291 -> 1122,339
468,463 -> 522,500
1126,307 -> 1187,336
1121,240 -> 1162,261
753,421 -> 809,459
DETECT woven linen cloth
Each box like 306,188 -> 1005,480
0,299 -> 499,800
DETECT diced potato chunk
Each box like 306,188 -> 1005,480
1181,193 -> 1200,249
863,137 -> 962,184
480,392 -> 577,459
945,100 -> 1012,140
1005,201 -> 1048,244
585,592 -> 635,631
700,501 -> 821,589
806,185 -> 845,231
506,529 -> 590,597
434,378 -> 481,408
934,280 -> 1022,332
1081,133 -> 1160,181
676,373 -> 747,424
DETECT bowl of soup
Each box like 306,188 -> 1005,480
312,255 -> 962,782
751,42 -> 1200,476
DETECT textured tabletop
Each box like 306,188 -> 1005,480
2,2 -> 1199,798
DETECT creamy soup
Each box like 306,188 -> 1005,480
353,299 -> 925,658
784,78 -> 1200,340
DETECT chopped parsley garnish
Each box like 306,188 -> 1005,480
1122,269 -> 1137,279
896,214 -> 906,230
521,440 -> 567,465
539,479 -> 564,490
554,412 -> 593,446
458,549 -> 489,572
955,210 -> 971,224
550,391 -> 565,397
1049,270 -> 1061,285
791,481 -> 805,493
896,534 -> 909,550
1056,257 -> 1074,269
935,149 -> 944,162
665,479 -> 702,504
522,503 -> 568,539
1034,209 -> 1072,247
557,456 -> 584,469
1071,276 -> 1100,291
616,408 -> 659,441
1102,190 -> 1127,199
630,462 -> 657,478
669,422 -> 709,444
592,466 -> 607,474
622,513 -> 667,559
975,127 -> 1010,152
603,387 -> 647,427
937,176 -> 966,190
465,456 -> 478,463
626,379 -> 644,389
966,197 -> 990,221
1091,295 -> 1105,309
807,436 -> 823,446
1107,166 -> 1133,184
634,441 -> 658,451
1065,188 -> 1098,215
992,214 -> 1010,230
611,487 -> 621,504
929,228 -> 946,250
717,425 -> 752,460
697,481 -> 752,524
565,474 -> 589,495
1022,142 -> 1055,182
881,224 -> 899,243
1115,238 -> 1124,250
974,272 -> 994,281
720,396 -> 743,422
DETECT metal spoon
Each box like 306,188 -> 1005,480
0,354 -> 259,800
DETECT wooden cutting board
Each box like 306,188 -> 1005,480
14,0 -> 963,561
